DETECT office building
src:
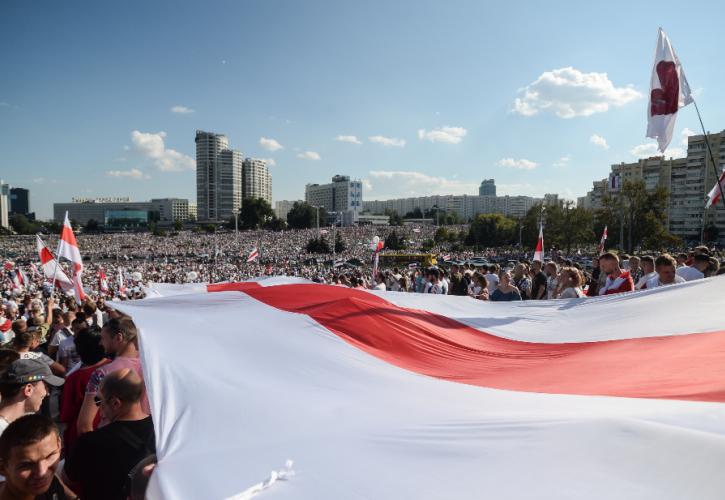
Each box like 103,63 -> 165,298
242,158 -> 272,204
0,181 -> 9,229
53,197 -> 192,226
195,130 -> 231,222
217,149 -> 243,219
275,200 -> 302,221
305,175 -> 363,224
479,179 -> 496,196
9,187 -> 30,218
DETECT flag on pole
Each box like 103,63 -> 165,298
112,278 -> 725,500
29,262 -> 39,278
706,169 -> 725,208
118,268 -> 127,296
56,212 -> 85,302
533,225 -> 544,262
246,248 -> 259,263
99,269 -> 109,294
598,225 -> 608,255
646,27 -> 693,153
36,235 -> 73,292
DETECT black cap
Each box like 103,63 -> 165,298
0,358 -> 64,387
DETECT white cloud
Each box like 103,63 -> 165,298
417,126 -> 467,144
32,177 -> 45,184
131,130 -> 195,172
497,158 -> 539,170
681,127 -> 696,146
553,156 -> 571,167
369,135 -> 406,147
259,137 -> 284,151
106,168 -> 149,180
170,105 -> 194,114
297,151 -> 321,161
589,134 -> 610,150
0,102 -> 9,107
630,142 -> 686,159
335,135 -> 362,145
365,170 -> 478,199
513,67 -> 642,118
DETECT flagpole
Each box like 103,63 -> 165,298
693,100 -> 725,211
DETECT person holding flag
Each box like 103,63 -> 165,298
56,212 -> 86,302
598,226 -> 608,255
36,234 -> 74,294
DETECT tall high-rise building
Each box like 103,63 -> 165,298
479,179 -> 496,196
305,175 -> 363,224
217,150 -> 243,219
0,181 -> 9,229
9,187 -> 29,217
242,158 -> 272,204
195,130 -> 230,222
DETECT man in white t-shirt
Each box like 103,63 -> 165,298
645,254 -> 686,289
635,256 -> 657,290
676,253 -> 709,282
486,265 -> 500,294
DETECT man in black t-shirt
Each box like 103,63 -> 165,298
63,369 -> 155,500
530,260 -> 548,300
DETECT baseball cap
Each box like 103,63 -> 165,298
0,358 -> 64,387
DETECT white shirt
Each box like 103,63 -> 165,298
635,271 -> 657,290
645,274 -> 686,289
676,266 -> 704,282
486,273 -> 499,294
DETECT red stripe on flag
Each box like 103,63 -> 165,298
208,282 -> 725,402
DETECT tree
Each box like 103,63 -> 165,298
287,202 -> 328,229
404,207 -> 424,219
9,214 -> 40,235
306,237 -> 331,253
174,219 -> 183,231
238,197 -> 276,230
84,219 -> 100,232
385,209 -> 403,226
467,214 -> 517,247
434,227 -> 449,243
598,179 -> 676,252
334,232 -> 346,253
385,230 -> 406,251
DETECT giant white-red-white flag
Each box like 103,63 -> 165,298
646,27 -> 693,152
533,225 -> 544,261
56,212 -> 85,302
115,277 -> 725,499
36,235 -> 74,293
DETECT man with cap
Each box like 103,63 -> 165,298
0,358 -> 64,436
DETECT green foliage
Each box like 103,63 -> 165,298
421,238 -> 435,251
287,202 -> 328,229
174,219 -> 183,231
237,197 -> 277,230
434,227 -> 449,243
9,214 -> 40,235
404,207 -> 424,219
521,202 -> 595,253
334,232 -> 346,252
84,219 -> 100,232
201,224 -> 216,233
467,214 -> 518,247
597,179 -> 676,252
306,237 -> 331,253
385,230 -> 407,250
385,209 -> 403,226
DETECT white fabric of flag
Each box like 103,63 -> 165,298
646,27 -> 693,152
113,276 -> 725,500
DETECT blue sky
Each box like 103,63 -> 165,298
2,0 -> 724,219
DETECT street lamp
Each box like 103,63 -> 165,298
519,224 -> 525,247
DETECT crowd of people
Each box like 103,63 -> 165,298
0,227 -> 723,498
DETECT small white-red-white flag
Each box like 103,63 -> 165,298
533,226 -> 544,262
646,28 -> 693,153
57,212 -> 85,301
598,225 -> 608,255
36,235 -> 74,292
118,268 -> 127,296
706,169 -> 725,208
247,248 -> 259,263
99,269 -> 109,294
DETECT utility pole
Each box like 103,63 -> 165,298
519,224 -> 525,247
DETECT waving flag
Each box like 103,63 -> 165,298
646,28 -> 693,152
36,235 -> 74,293
99,269 -> 109,294
598,225 -> 608,255
56,212 -> 85,301
113,277 -> 725,500
533,225 -> 544,261
246,247 -> 259,263
118,268 -> 127,296
706,168 -> 725,208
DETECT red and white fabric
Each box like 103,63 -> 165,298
246,247 -> 259,263
56,212 -> 85,301
112,276 -> 725,499
706,168 -> 725,208
118,268 -> 127,296
598,270 -> 635,295
598,225 -> 608,255
646,27 -> 693,152
533,225 -> 544,261
99,270 -> 109,294
36,235 -> 74,293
